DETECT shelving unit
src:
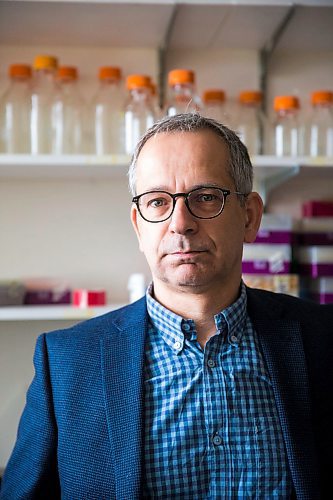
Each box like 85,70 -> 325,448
0,154 -> 130,179
1,154 -> 332,196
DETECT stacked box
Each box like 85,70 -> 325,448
296,201 -> 333,304
243,214 -> 299,296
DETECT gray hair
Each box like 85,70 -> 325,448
128,113 -> 253,200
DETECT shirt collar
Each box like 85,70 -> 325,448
213,281 -> 247,345
146,281 -> 248,353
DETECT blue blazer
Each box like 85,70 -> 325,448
1,288 -> 332,499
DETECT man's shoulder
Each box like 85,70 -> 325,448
246,286 -> 333,322
44,296 -> 148,345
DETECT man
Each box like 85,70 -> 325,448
1,113 -> 332,499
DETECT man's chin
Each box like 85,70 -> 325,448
162,268 -> 211,289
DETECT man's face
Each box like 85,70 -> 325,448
131,130 -> 262,297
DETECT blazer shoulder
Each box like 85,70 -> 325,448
246,286 -> 333,322
44,296 -> 148,345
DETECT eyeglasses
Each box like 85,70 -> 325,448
132,186 -> 247,223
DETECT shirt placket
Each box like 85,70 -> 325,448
202,330 -> 231,499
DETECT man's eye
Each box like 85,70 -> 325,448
147,198 -> 167,208
197,193 -> 216,202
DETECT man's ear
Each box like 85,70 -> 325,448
243,192 -> 264,243
131,204 -> 144,252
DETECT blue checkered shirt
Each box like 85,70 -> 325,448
143,281 -> 293,498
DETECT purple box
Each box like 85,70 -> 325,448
24,289 -> 71,305
297,232 -> 333,246
310,292 -> 333,304
242,260 -> 291,275
255,230 -> 293,245
298,263 -> 333,278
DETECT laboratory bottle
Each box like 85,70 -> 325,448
55,66 -> 84,154
202,89 -> 231,127
0,64 -> 32,153
30,55 -> 61,154
165,69 -> 202,116
307,91 -> 333,157
149,81 -> 162,120
124,74 -> 155,155
91,66 -> 125,155
271,95 -> 300,157
235,91 -> 265,157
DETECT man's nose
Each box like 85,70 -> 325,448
168,196 -> 198,234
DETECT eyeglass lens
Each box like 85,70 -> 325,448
138,187 -> 225,222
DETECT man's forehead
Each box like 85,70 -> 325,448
135,130 -> 233,192
137,129 -> 229,161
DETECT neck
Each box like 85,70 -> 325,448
152,279 -> 241,347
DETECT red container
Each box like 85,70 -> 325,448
302,200 -> 333,217
72,289 -> 106,308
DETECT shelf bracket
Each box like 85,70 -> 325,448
158,4 -> 179,110
259,4 -> 296,115
254,164 -> 300,207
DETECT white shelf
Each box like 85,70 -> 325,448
0,154 -> 130,179
1,154 -> 332,181
0,1 -> 331,50
0,303 -> 126,321
251,156 -> 333,202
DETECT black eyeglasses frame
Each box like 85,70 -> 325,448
132,186 -> 247,223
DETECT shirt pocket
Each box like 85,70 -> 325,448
250,415 -> 290,497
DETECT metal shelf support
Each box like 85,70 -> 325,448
253,164 -> 300,206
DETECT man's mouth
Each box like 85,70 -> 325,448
169,250 -> 206,257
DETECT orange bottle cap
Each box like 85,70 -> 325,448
33,55 -> 58,70
239,91 -> 262,104
57,66 -> 78,80
9,64 -> 32,79
168,69 -> 195,86
311,90 -> 333,105
203,89 -> 226,103
274,95 -> 300,111
126,74 -> 151,90
99,66 -> 121,81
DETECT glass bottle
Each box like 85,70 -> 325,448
124,74 -> 155,155
91,66 -> 125,155
55,66 -> 84,154
149,81 -> 162,120
235,90 -> 265,156
202,89 -> 231,127
307,90 -> 333,157
165,69 -> 201,116
30,54 -> 61,154
271,95 -> 300,157
0,63 -> 32,153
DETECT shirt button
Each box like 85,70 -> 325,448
212,435 -> 223,446
174,341 -> 182,350
207,359 -> 216,368
230,335 -> 238,344
182,323 -> 191,332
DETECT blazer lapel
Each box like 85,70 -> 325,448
100,298 -> 148,500
247,289 -> 320,499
